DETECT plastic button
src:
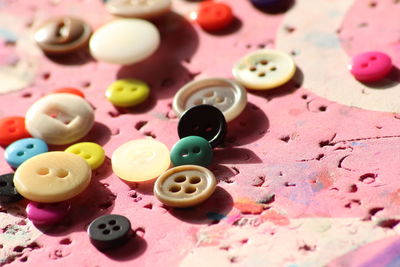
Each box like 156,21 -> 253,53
112,138 -> 170,182
0,116 -> 30,146
106,0 -> 171,19
349,51 -> 393,82
65,142 -> 105,170
14,151 -> 92,203
178,105 -> 227,148
5,138 -> 48,168
0,173 -> 23,203
26,201 -> 71,225
51,88 -> 85,98
89,19 -> 160,65
25,93 -> 94,145
154,165 -> 217,208
196,1 -> 233,31
170,136 -> 213,167
106,79 -> 150,108
250,0 -> 281,8
233,49 -> 296,90
173,78 -> 247,122
88,214 -> 132,250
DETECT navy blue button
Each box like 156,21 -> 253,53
0,173 -> 23,203
5,138 -> 48,168
250,0 -> 281,8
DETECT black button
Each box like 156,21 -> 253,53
0,173 -> 23,203
178,105 -> 227,148
88,214 -> 132,250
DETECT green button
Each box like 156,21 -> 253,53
170,136 -> 213,167
106,79 -> 150,107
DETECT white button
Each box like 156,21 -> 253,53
106,0 -> 171,19
173,78 -> 247,122
25,93 -> 94,145
89,19 -> 160,65
233,49 -> 296,90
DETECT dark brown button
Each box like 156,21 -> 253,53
34,17 -> 92,54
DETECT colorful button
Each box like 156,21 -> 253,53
5,138 -> 48,168
154,165 -> 217,208
65,142 -> 105,170
14,151 -> 91,203
233,49 -> 296,90
196,1 -> 233,31
349,51 -> 393,82
0,116 -> 30,146
106,79 -> 150,108
34,17 -> 92,54
26,201 -> 71,225
250,0 -> 281,8
178,105 -> 227,148
51,88 -> 85,98
25,93 -> 94,145
170,136 -> 213,167
173,78 -> 247,122
112,138 -> 170,182
106,0 -> 171,19
89,19 -> 160,65
88,214 -> 132,250
0,173 -> 23,203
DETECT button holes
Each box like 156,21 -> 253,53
6,120 -> 14,125
102,229 -> 110,235
17,151 -> 24,156
0,181 -> 7,187
181,149 -> 189,157
8,128 -> 16,133
83,154 -> 92,159
26,144 -> 34,149
215,97 -> 225,104
72,149 -> 81,154
116,87 -> 123,92
56,169 -> 69,178
37,167 -> 49,175
174,176 -> 186,183
190,177 -> 201,184
185,186 -> 197,194
259,59 -> 268,65
98,224 -> 106,229
205,127 -> 213,132
204,91 -> 215,98
130,87 -> 138,92
169,185 -> 181,193
270,66 -> 277,71
193,125 -> 201,131
194,99 -> 203,105
112,226 -> 121,231
192,147 -> 201,154
249,66 -> 257,72
361,63 -> 368,68
370,56 -> 377,60
108,220 -> 116,225
258,72 -> 266,77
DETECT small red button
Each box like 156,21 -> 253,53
51,88 -> 85,98
196,1 -> 233,31
0,117 -> 31,146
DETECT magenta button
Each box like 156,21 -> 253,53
349,51 -> 393,82
26,201 -> 71,225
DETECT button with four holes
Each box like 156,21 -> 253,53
65,142 -> 105,170
170,136 -> 213,167
0,116 -> 31,146
106,79 -> 150,108
88,214 -> 132,250
349,51 -> 393,82
14,151 -> 91,203
0,173 -> 23,203
106,0 -> 171,19
233,49 -> 296,90
154,165 -> 217,208
5,138 -> 48,168
196,1 -> 234,31
173,78 -> 247,122
26,201 -> 71,225
51,88 -> 85,98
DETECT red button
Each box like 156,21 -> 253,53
0,117 -> 31,146
51,88 -> 85,98
196,1 -> 233,31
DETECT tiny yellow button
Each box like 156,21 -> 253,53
65,142 -> 105,170
106,79 -> 150,107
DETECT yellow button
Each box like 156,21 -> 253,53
14,151 -> 91,203
65,142 -> 105,170
112,138 -> 170,182
106,79 -> 150,107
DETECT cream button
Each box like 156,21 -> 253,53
154,165 -> 217,208
25,93 -> 94,145
89,19 -> 160,65
172,78 -> 247,122
112,138 -> 170,182
14,152 -> 91,203
233,49 -> 296,90
106,0 -> 171,19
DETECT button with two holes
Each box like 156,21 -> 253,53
5,138 -> 48,168
170,136 -> 213,167
65,142 -> 105,170
106,79 -> 150,108
0,116 -> 31,146
349,51 -> 393,82
0,173 -> 23,203
196,1 -> 234,31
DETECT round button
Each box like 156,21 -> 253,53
250,0 -> 281,8
178,105 -> 227,148
173,78 -> 247,122
112,138 -> 170,182
65,142 -> 105,170
0,116 -> 31,146
14,151 -> 92,203
25,93 -> 95,145
196,1 -> 233,31
88,214 -> 132,250
34,17 -> 92,54
106,79 -> 150,108
233,49 -> 296,90
0,173 -> 23,203
51,88 -> 85,98
89,19 -> 160,65
349,51 -> 393,82
154,165 -> 217,208
170,136 -> 213,167
5,138 -> 48,168
26,201 -> 71,225
106,0 -> 171,19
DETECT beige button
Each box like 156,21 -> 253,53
112,138 -> 170,182
14,151 -> 91,203
25,93 -> 95,145
106,0 -> 171,19
232,49 -> 296,90
173,78 -> 247,122
154,165 -> 217,208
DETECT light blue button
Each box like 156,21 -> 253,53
5,138 -> 48,168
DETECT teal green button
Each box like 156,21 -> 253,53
170,136 -> 213,167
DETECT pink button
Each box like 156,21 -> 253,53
349,51 -> 393,82
26,201 -> 71,225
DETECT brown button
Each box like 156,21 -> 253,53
34,17 -> 92,54
105,0 -> 171,19
154,165 -> 217,208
